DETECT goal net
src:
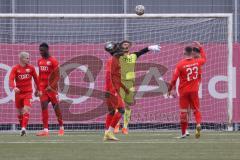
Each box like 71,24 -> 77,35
0,14 -> 233,131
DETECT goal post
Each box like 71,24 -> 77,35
0,13 -> 233,131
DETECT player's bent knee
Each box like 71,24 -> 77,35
118,108 -> 125,115
16,109 -> 23,115
52,103 -> 60,110
22,106 -> 30,114
109,109 -> 115,115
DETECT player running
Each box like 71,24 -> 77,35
36,43 -> 64,136
103,41 -> 129,141
168,41 -> 206,139
9,52 -> 39,136
114,40 -> 160,134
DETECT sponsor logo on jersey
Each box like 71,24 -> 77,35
18,74 -> 30,80
40,66 -> 49,71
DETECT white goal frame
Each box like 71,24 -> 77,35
0,13 -> 233,130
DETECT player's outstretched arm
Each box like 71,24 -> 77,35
135,44 -> 161,58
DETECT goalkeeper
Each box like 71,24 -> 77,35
114,40 -> 160,134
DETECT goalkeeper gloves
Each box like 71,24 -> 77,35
148,45 -> 161,52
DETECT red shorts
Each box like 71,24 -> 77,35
40,90 -> 59,104
106,92 -> 124,109
179,92 -> 199,110
15,93 -> 32,109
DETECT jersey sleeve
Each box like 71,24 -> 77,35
9,66 -> 17,90
49,58 -> 60,88
31,66 -> 39,90
169,64 -> 180,90
52,58 -> 59,70
196,47 -> 206,65
37,59 -> 41,81
135,47 -> 150,58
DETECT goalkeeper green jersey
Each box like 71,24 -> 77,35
119,47 -> 150,82
119,53 -> 137,81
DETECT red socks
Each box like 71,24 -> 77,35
110,112 -> 122,128
180,112 -> 188,135
194,109 -> 201,125
105,113 -> 114,130
22,113 -> 29,128
54,107 -> 64,127
18,115 -> 23,127
42,109 -> 49,129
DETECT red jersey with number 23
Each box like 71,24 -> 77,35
170,47 -> 206,95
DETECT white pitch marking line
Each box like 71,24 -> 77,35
1,140 -> 240,144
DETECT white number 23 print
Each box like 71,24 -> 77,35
186,66 -> 198,81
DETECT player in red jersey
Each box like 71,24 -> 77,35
168,41 -> 206,139
185,45 -> 203,136
36,43 -> 64,136
9,52 -> 39,136
103,42 -> 129,141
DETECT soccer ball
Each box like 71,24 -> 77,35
135,5 -> 145,16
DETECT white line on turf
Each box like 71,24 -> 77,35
1,141 -> 240,144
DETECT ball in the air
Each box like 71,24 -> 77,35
135,5 -> 145,16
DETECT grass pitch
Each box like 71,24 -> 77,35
0,131 -> 240,160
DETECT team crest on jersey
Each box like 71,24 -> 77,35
47,61 -> 52,65
25,68 -> 31,73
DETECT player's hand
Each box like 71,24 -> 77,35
13,87 -> 20,93
192,41 -> 202,48
148,45 -> 161,52
167,88 -> 177,98
34,90 -> 42,97
45,86 -> 52,92
34,90 -> 39,97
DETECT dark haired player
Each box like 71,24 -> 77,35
168,41 -> 206,139
114,40 -> 160,134
103,42 -> 129,141
36,43 -> 64,136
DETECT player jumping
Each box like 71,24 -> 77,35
103,42 -> 129,141
36,43 -> 64,136
9,52 -> 39,136
114,40 -> 160,134
168,41 -> 206,139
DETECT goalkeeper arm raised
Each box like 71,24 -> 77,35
135,45 -> 161,58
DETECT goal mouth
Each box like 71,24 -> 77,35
0,13 -> 233,131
